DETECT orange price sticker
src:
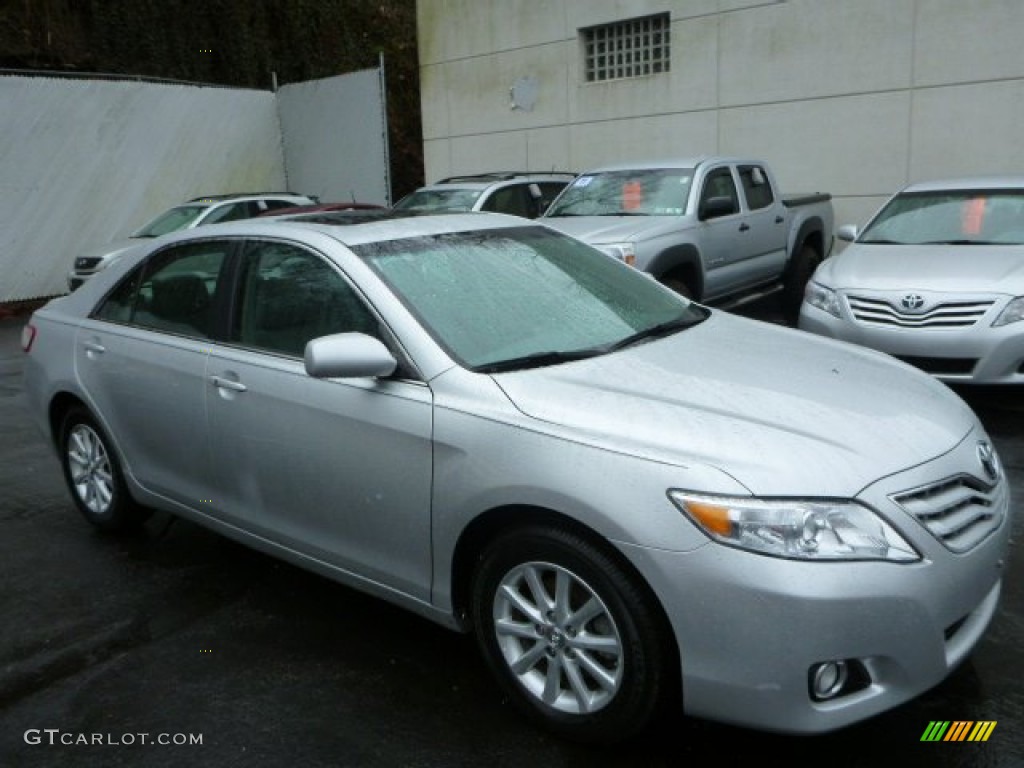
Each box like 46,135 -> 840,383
961,197 -> 986,235
623,181 -> 643,211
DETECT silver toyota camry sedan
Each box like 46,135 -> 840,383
22,211 -> 1012,742
799,177 -> 1024,383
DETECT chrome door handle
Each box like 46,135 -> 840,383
83,341 -> 106,354
210,375 -> 247,393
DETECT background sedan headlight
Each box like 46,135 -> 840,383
597,242 -> 636,266
993,296 -> 1024,327
669,492 -> 919,561
803,281 -> 842,318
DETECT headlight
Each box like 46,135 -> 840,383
597,242 -> 636,266
993,296 -> 1024,327
803,281 -> 841,318
669,492 -> 919,562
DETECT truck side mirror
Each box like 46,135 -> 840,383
699,196 -> 736,221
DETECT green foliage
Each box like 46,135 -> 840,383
0,0 -> 423,197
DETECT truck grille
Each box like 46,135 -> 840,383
846,295 -> 993,328
891,475 -> 1006,553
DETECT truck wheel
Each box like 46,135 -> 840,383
470,526 -> 671,744
659,274 -> 693,299
782,244 -> 821,323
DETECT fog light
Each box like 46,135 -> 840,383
810,660 -> 848,701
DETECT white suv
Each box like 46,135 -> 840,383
67,192 -> 315,291
392,172 -> 574,219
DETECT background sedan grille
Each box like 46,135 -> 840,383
891,475 -> 1006,553
846,295 -> 993,328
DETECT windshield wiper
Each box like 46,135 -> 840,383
858,238 -> 904,245
474,348 -> 603,374
918,239 -> 1005,245
604,313 -> 707,353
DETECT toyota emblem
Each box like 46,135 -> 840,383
977,441 -> 999,482
900,293 -> 925,311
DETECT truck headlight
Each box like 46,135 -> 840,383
804,281 -> 841,318
669,492 -> 919,562
598,242 -> 636,266
993,296 -> 1024,327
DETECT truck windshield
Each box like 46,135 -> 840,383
859,189 -> 1024,245
356,225 -> 707,372
545,169 -> 693,217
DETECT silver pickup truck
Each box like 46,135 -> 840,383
540,156 -> 834,320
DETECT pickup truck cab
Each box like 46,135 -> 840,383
541,157 -> 834,319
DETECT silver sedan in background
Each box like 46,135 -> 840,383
22,211 -> 1012,742
799,177 -> 1024,383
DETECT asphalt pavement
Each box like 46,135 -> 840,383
1,301 -> 1022,767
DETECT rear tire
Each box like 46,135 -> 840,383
59,406 -> 148,532
470,526 -> 671,744
659,273 -> 694,299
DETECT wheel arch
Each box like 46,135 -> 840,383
449,503 -> 681,675
647,244 -> 704,299
48,391 -> 89,451
789,217 -> 825,263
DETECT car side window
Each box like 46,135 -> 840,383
699,168 -> 740,216
481,186 -> 532,218
261,199 -> 299,212
234,241 -> 379,358
94,241 -> 230,338
738,165 -> 775,210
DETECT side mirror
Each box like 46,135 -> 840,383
304,333 -> 397,379
699,196 -> 736,221
836,224 -> 858,242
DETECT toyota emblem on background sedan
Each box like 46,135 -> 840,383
900,293 -> 925,311
977,441 -> 999,482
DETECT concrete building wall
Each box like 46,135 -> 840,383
417,0 -> 1024,234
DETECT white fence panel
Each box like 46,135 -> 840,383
0,75 -> 285,302
277,68 -> 390,207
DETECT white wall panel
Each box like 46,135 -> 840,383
277,69 -> 390,206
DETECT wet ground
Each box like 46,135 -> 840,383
1,301 -> 1022,767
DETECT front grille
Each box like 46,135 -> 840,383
891,475 -> 1006,553
847,295 -> 993,328
894,356 -> 977,375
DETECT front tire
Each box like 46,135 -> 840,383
782,243 -> 822,323
471,526 -> 671,743
59,406 -> 147,532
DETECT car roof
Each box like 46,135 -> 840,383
188,192 -> 311,202
901,176 -> 1024,193
158,210 -> 535,249
419,172 -> 576,191
574,157 -> 767,173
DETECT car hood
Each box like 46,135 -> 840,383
819,242 -> 1024,294
77,237 -> 147,260
492,311 -> 974,497
541,215 -> 684,244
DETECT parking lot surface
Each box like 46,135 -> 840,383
1,301 -> 1022,767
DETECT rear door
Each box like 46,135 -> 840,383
734,163 -> 789,285
76,239 -> 235,503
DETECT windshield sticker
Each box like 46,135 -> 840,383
623,181 -> 643,211
573,176 -> 594,188
961,197 -> 986,235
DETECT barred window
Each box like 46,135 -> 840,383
582,13 -> 671,83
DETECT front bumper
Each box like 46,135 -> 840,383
798,297 -> 1024,384
619,433 -> 1012,734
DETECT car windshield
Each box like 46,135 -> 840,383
859,189 -> 1024,245
131,204 -> 210,237
355,226 -> 707,371
545,169 -> 694,217
392,188 -> 484,212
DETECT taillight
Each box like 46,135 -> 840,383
21,323 -> 36,353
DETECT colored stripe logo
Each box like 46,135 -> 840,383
921,721 -> 997,742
